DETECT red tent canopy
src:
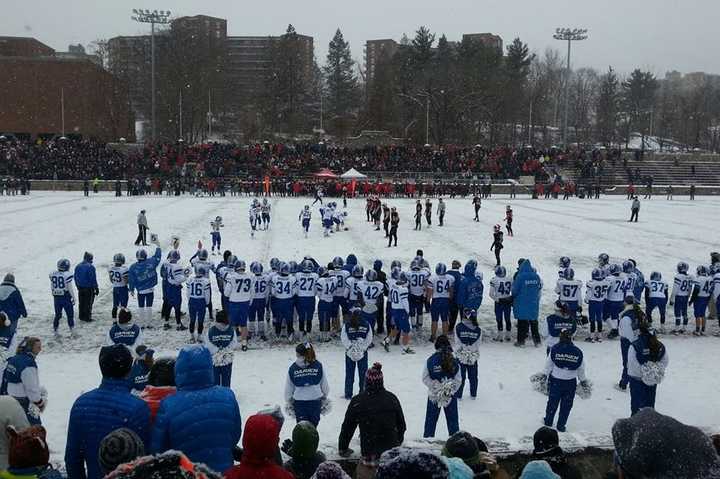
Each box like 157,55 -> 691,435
314,168 -> 338,178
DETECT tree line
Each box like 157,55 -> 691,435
97,25 -> 720,150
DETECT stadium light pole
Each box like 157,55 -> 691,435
553,28 -> 587,146
132,9 -> 171,142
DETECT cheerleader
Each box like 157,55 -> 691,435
618,296 -> 643,391
0,312 -> 20,380
543,330 -> 587,432
204,311 -> 237,387
454,309 -> 482,399
341,309 -> 373,399
1,337 -> 46,425
422,335 -> 461,438
628,325 -> 668,415
285,343 -> 329,426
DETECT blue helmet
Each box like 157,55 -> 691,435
650,271 -> 662,281
333,256 -> 344,268
466,259 -> 478,270
288,261 -> 298,274
396,272 -> 409,285
435,263 -> 447,275
563,267 -> 575,280
250,261 -> 263,275
591,268 -> 603,281
168,250 -> 180,263
270,257 -> 280,271
598,253 -> 609,266
391,267 -> 401,280
696,265 -> 708,276
136,249 -> 148,261
352,265 -> 364,278
609,264 -> 621,275
365,269 -> 377,282
301,260 -> 314,273
235,260 -> 247,272
390,260 -> 402,270
279,262 -> 290,275
113,253 -> 125,266
57,259 -> 70,272
318,266 -> 328,277
495,265 -> 506,278
198,249 -> 209,261
559,256 -> 571,268
196,266 -> 208,277
622,260 -> 634,274
677,261 -> 689,274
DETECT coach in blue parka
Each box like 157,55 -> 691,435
512,259 -> 543,347
151,345 -> 242,474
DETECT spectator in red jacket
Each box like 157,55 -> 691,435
224,414 -> 293,479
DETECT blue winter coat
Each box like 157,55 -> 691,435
65,378 -> 151,479
151,345 -> 242,474
74,261 -> 98,289
128,248 -> 162,293
511,259 -> 543,321
0,282 -> 27,328
455,263 -> 483,310
343,254 -> 358,274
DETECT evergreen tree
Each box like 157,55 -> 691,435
622,69 -> 658,148
596,67 -> 619,145
323,29 -> 359,136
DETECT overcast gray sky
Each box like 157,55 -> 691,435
2,0 -> 716,76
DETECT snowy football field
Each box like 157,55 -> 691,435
2,191 -> 719,463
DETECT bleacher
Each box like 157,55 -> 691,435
564,152 -> 720,187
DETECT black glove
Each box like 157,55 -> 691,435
281,439 -> 293,455
339,448 -> 354,458
93,288 -> 99,296
232,446 -> 243,462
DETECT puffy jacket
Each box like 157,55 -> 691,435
283,421 -> 326,479
140,386 -> 176,422
343,254 -> 358,274
0,397 -> 30,470
0,283 -> 27,327
0,466 -> 64,479
65,378 -> 151,479
151,346 -> 241,474
455,263 -> 483,310
74,261 -> 98,289
128,248 -> 162,293
338,388 -> 406,458
225,414 -> 293,479
512,260 -> 543,321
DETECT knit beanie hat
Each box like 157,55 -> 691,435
3,273 -> 15,284
365,362 -> 384,392
519,460 -> 560,479
98,428 -> 145,475
376,447 -> 449,479
148,358 -> 176,387
104,451 -> 223,479
442,431 -> 481,466
99,344 -> 133,379
257,404 -> 285,429
6,425 -> 50,469
311,461 -> 351,479
289,421 -> 319,459
533,427 -> 559,454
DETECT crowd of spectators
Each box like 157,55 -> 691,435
0,138 -> 575,183
1,343 -> 719,478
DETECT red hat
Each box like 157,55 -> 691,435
6,425 -> 50,469
241,414 -> 281,465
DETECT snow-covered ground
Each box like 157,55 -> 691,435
2,191 -> 719,464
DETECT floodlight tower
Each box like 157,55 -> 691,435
553,28 -> 588,145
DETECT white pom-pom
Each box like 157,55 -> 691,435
320,397 -> 332,415
430,378 -> 459,408
346,341 -> 366,362
576,380 -> 593,400
530,373 -> 549,396
641,361 -> 666,386
455,347 -> 479,365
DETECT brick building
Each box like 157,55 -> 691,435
0,37 -> 134,141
